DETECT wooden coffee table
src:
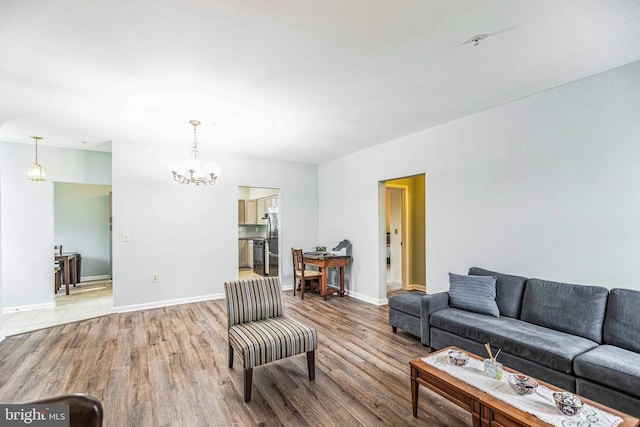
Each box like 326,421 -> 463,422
410,346 -> 640,427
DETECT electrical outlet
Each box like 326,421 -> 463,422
122,232 -> 129,242
151,273 -> 159,283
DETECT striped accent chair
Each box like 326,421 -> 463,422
224,277 -> 318,402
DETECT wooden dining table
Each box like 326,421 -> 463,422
55,252 -> 77,295
302,253 -> 350,300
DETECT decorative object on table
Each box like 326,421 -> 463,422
506,374 -> 538,395
168,120 -> 222,186
27,135 -> 47,181
553,391 -> 584,416
448,350 -> 469,366
483,343 -> 503,379
330,239 -> 351,256
315,246 -> 326,252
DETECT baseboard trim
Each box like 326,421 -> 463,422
113,282 -> 295,312
113,293 -> 225,313
80,275 -> 111,282
2,302 -> 55,314
407,283 -> 426,292
345,290 -> 387,306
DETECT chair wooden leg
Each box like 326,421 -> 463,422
307,350 -> 315,381
244,368 -> 253,402
300,279 -> 305,300
392,326 -> 397,333
228,344 -> 234,368
293,278 -> 297,296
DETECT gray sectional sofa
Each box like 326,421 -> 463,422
388,267 -> 640,418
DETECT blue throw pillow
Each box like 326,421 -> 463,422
448,272 -> 500,317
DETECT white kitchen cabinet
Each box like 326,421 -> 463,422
245,200 -> 257,224
241,196 -> 277,225
269,195 -> 278,209
256,198 -> 268,223
238,200 -> 246,224
239,240 -> 253,268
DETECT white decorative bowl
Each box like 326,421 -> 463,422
507,374 -> 538,395
553,391 -> 583,416
448,350 -> 469,366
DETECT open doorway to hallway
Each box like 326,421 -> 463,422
2,183 -> 113,336
383,174 -> 426,298
52,182 -> 113,324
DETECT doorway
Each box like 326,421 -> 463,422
238,186 -> 280,280
3,183 -> 114,336
53,183 -> 113,315
383,174 -> 426,298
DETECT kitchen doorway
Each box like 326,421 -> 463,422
238,186 -> 280,280
383,174 -> 426,298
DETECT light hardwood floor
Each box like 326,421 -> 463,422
0,288 -> 470,427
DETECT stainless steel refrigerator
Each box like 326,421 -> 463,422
265,210 -> 278,276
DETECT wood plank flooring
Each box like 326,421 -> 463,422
0,290 -> 470,426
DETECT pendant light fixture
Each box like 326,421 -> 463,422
168,120 -> 221,186
26,136 -> 47,181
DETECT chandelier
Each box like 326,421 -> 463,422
168,120 -> 222,186
26,136 -> 47,181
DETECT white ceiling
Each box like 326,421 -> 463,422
1,1 -> 639,163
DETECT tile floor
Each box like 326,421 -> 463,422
238,268 -> 265,280
2,280 -> 113,337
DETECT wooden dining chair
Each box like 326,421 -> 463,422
292,248 -> 322,300
224,277 -> 317,402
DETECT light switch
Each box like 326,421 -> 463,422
122,232 -> 129,242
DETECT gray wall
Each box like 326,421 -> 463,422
319,60 -> 640,303
54,183 -> 112,280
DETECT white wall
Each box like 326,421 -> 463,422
319,60 -> 640,304
0,143 -> 111,317
112,142 -> 318,310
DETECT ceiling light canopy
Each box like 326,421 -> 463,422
168,120 -> 222,186
26,136 -> 47,181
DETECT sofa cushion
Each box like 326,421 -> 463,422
468,267 -> 527,319
574,345 -> 640,399
448,273 -> 499,317
603,288 -> 640,353
430,308 -> 598,374
388,292 -> 423,317
520,278 -> 608,343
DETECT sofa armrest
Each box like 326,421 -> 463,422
420,292 -> 449,347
